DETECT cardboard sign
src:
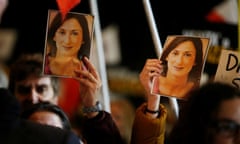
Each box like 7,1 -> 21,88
214,49 -> 240,89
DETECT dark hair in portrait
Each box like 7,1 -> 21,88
47,11 -> 92,60
160,36 -> 203,83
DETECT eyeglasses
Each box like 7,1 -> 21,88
211,119 -> 240,138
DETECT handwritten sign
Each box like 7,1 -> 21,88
214,49 -> 240,89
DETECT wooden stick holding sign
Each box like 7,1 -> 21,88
89,0 -> 111,112
143,0 -> 179,118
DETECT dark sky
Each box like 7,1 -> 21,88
1,0 -> 237,75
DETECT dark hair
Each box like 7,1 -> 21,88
168,82 -> 240,144
47,11 -> 91,59
8,53 -> 60,97
160,36 -> 203,83
21,101 -> 71,130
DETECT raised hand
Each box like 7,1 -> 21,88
139,59 -> 163,117
74,57 -> 102,118
139,59 -> 162,96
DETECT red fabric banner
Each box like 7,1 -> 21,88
56,0 -> 81,19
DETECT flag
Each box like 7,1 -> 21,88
205,0 -> 239,53
205,0 -> 237,25
56,0 -> 81,19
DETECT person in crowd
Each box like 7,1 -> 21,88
44,10 -> 92,78
110,94 -> 136,144
0,1 -> 79,144
130,59 -> 167,144
152,36 -> 204,99
131,58 -> 240,144
0,88 -> 81,144
167,82 -> 240,144
21,101 -> 71,130
9,53 -> 60,111
8,53 -> 124,144
21,101 -> 87,143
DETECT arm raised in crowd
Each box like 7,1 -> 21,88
74,56 -> 125,144
131,59 -> 167,144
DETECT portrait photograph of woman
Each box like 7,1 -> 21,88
43,9 -> 94,78
151,35 -> 210,100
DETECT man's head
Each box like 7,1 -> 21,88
21,101 -> 71,130
9,53 -> 60,110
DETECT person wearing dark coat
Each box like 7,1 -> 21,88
0,88 -> 81,144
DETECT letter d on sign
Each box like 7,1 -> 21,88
226,53 -> 238,71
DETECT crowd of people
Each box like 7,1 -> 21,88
1,0 -> 239,144
131,58 -> 240,144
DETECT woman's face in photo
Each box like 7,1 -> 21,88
166,41 -> 196,77
54,18 -> 83,57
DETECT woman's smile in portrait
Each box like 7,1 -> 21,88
54,18 -> 83,57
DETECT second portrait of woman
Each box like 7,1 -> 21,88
151,35 -> 210,100
43,9 -> 94,78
